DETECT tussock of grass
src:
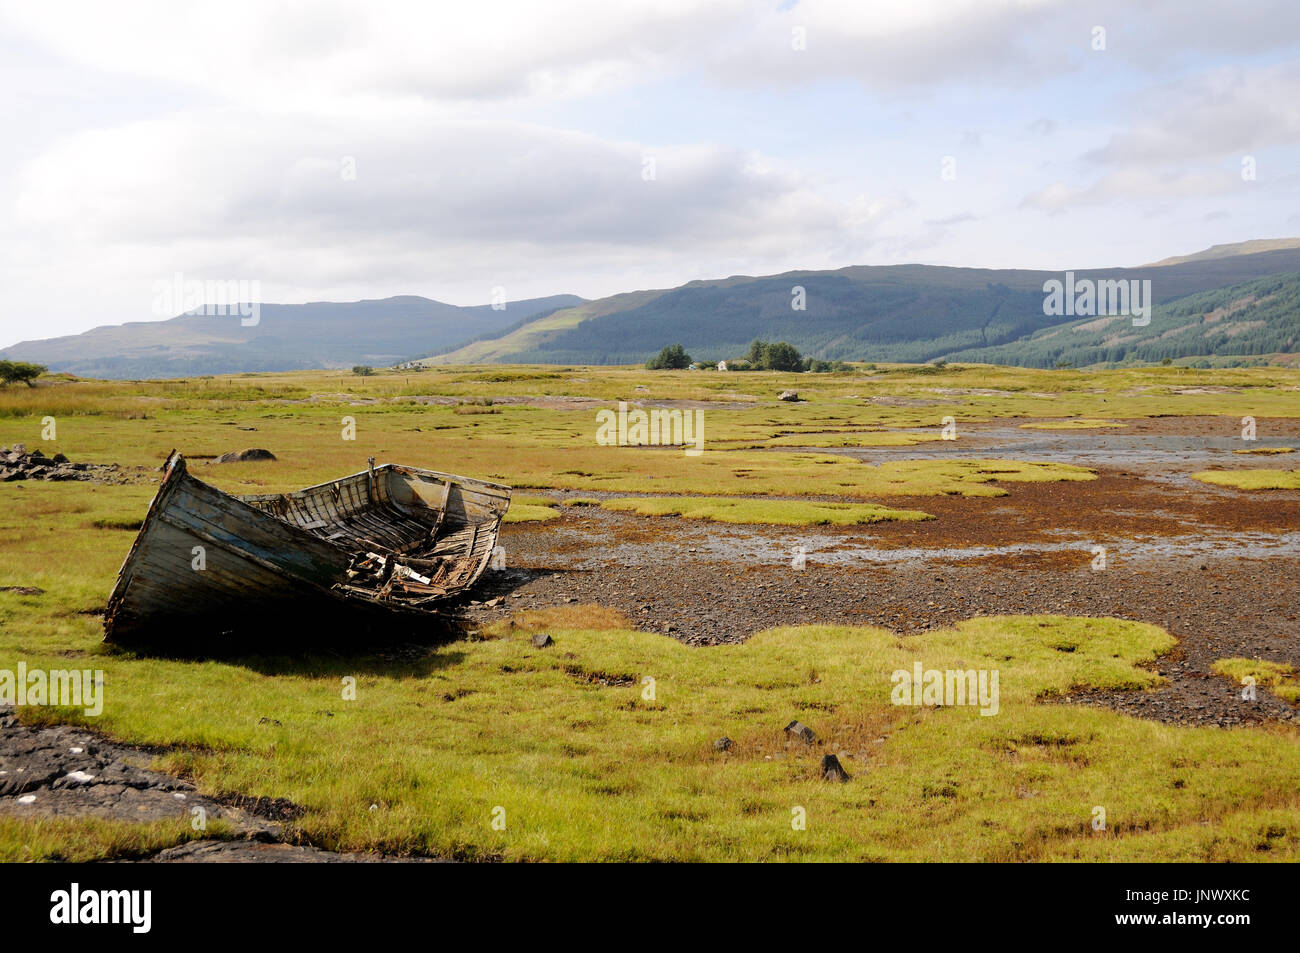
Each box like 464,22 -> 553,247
1191,468 -> 1300,490
1212,658 -> 1300,704
503,504 -> 559,523
503,494 -> 560,523
601,496 -> 933,526
510,494 -> 558,507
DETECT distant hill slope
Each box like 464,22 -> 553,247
429,245 -> 1300,366
943,270 -> 1300,368
1142,237 -> 1300,267
1,294 -> 585,379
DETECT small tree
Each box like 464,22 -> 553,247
646,344 -> 691,370
0,360 -> 46,387
352,365 -> 375,376
763,341 -> 804,372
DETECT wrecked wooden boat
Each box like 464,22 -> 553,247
104,451 -> 511,646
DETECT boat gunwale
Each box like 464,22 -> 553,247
235,462 -> 512,505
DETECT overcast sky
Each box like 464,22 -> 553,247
2,0 -> 1299,346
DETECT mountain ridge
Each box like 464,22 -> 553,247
1,294 -> 586,379
6,240 -> 1300,377
426,243 -> 1300,368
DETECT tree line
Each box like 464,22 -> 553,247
645,340 -> 851,372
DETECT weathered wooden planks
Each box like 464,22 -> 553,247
103,453 -> 512,646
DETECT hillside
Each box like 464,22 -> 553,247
1142,237 -> 1300,267
427,246 -> 1300,367
944,270 -> 1300,368
0,294 -> 585,379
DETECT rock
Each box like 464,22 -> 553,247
485,597 -> 502,607
784,720 -> 817,744
214,448 -> 277,464
51,453 -> 69,464
531,633 -> 554,648
821,754 -> 851,782
713,736 -> 733,752
777,390 -> 799,402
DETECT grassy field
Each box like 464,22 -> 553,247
2,361 -> 1299,861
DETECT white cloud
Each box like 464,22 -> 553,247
3,108 -> 899,333
1086,63 -> 1300,165
12,0 -> 1297,109
2,0 -> 1300,343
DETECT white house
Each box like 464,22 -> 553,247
717,361 -> 728,371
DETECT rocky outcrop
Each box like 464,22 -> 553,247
0,445 -> 126,483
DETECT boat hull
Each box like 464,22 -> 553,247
103,452 -> 510,648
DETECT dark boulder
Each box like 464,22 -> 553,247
213,448 -> 277,464
821,754 -> 851,782
784,720 -> 817,744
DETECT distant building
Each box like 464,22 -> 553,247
717,361 -> 728,371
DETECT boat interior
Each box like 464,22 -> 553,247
239,462 -> 511,606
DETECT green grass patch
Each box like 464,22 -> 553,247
0,817 -> 235,862
503,498 -> 560,523
1191,469 -> 1300,490
766,431 -> 942,448
601,496 -> 934,525
1019,419 -> 1126,430
1212,658 -> 1300,704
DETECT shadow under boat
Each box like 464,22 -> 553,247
103,451 -> 511,651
